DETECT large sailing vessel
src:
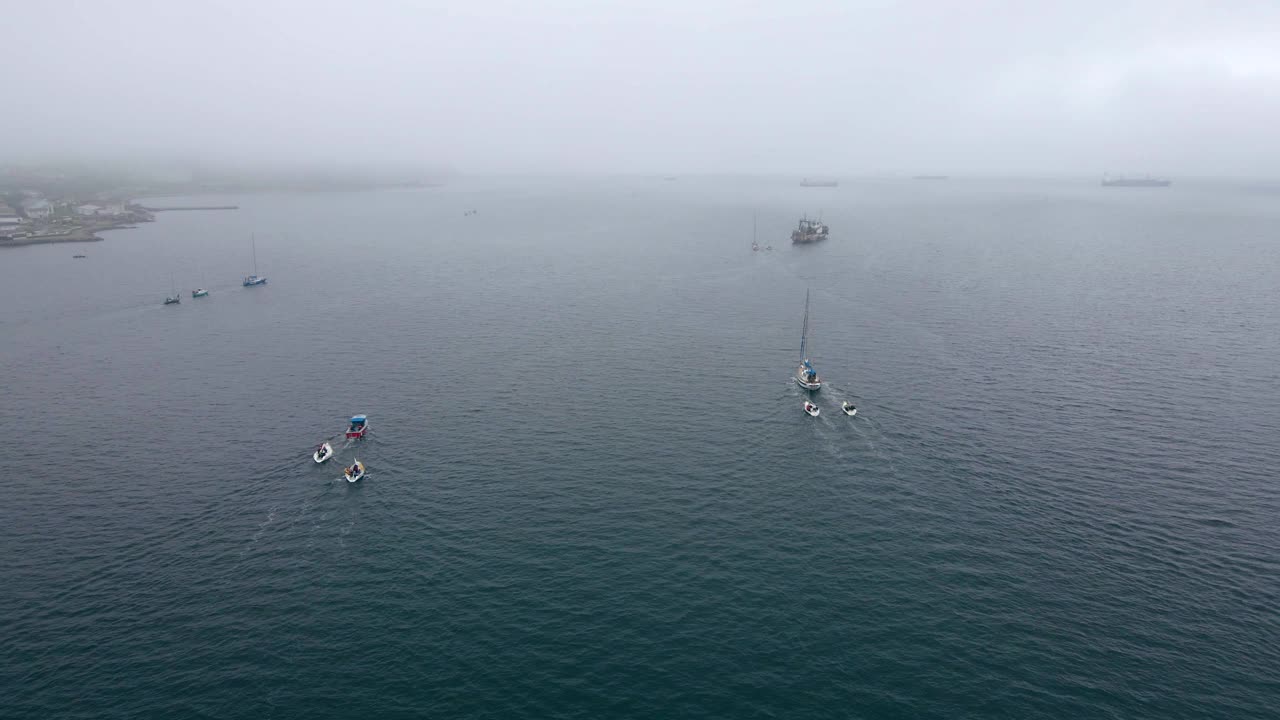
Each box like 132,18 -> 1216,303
795,289 -> 821,391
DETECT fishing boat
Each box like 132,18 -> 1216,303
192,288 -> 209,298
842,401 -> 858,416
791,215 -> 829,244
804,400 -> 820,417
345,415 -> 369,439
163,274 -> 181,305
345,459 -> 365,483
313,442 -> 334,463
795,289 -> 821,391
242,233 -> 267,286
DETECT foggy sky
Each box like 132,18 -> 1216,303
5,0 -> 1280,176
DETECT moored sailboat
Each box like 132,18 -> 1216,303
163,274 -> 181,305
243,233 -> 267,286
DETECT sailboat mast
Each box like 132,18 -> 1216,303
753,212 -> 757,244
800,289 -> 810,361
251,233 -> 258,275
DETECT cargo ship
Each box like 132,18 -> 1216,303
1101,175 -> 1171,187
791,216 -> 829,244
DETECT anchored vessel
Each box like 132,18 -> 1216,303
163,274 -> 181,305
1101,175 -> 1171,187
243,234 -> 268,286
791,216 -> 829,245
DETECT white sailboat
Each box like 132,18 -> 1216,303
795,289 -> 821,391
243,233 -> 267,286
163,273 -> 181,305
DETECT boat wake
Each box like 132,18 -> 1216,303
787,379 -> 903,475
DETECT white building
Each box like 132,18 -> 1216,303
76,204 -> 103,216
23,199 -> 53,219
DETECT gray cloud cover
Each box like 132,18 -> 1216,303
5,0 -> 1279,175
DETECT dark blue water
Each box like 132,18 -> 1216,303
3,177 -> 1278,718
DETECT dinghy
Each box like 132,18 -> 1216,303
842,402 -> 858,417
345,460 -> 365,483
804,401 -> 820,417
313,442 -> 334,463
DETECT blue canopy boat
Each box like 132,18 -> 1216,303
346,415 -> 369,439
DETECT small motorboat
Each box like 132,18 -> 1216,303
804,400 -> 820,417
842,401 -> 858,417
752,241 -> 760,252
345,415 -> 369,439
345,460 -> 365,483
192,288 -> 209,298
313,442 -> 334,463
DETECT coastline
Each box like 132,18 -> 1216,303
0,227 -> 107,247
0,218 -> 143,248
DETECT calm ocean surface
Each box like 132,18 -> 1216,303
2,177 -> 1278,718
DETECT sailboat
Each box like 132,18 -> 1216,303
242,234 -> 267,286
751,212 -> 759,252
795,289 -> 821,391
163,274 -> 181,305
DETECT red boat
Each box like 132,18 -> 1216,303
346,415 -> 369,439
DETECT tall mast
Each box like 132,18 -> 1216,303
251,233 -> 258,274
753,211 -> 757,244
800,289 -> 810,361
